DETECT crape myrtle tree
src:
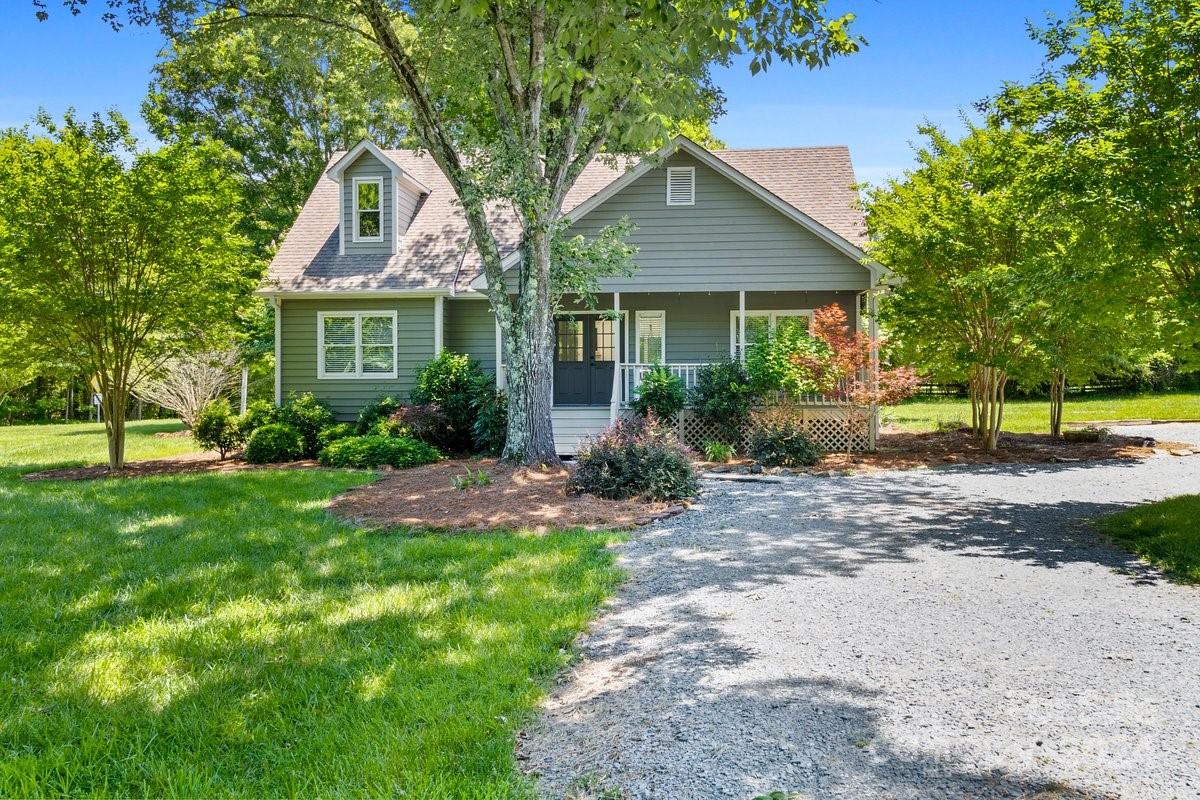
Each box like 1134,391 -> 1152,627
1019,236 -> 1154,438
865,122 -> 1064,452
0,112 -> 257,468
39,0 -> 862,465
993,0 -> 1200,359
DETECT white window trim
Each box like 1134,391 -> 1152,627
729,309 -> 813,357
665,166 -> 695,206
317,310 -> 398,379
634,310 -> 667,363
351,176 -> 384,243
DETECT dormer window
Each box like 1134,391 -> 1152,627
353,177 -> 383,241
666,166 -> 695,206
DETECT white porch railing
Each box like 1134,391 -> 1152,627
621,363 -> 704,403
619,363 -> 840,407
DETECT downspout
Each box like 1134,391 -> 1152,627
272,296 -> 282,406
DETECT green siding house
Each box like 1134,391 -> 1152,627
261,136 -> 883,453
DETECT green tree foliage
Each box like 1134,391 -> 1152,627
145,9 -> 409,254
993,0 -> 1200,355
0,111 -> 257,468
866,123 -> 1067,451
43,0 -> 861,465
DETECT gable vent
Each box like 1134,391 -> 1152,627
666,166 -> 695,206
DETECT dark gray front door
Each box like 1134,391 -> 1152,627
554,316 -> 616,405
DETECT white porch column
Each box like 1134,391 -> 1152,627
738,290 -> 746,363
610,292 -> 622,422
433,295 -> 444,355
494,315 -> 506,390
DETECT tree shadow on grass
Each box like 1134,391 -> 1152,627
0,468 -> 618,798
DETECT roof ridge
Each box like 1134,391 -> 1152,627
713,145 -> 850,153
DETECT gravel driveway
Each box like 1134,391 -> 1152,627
520,424 -> 1200,800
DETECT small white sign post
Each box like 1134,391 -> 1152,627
92,393 -> 102,423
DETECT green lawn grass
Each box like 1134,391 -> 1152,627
0,419 -> 200,469
0,422 -> 621,798
1098,495 -> 1200,584
883,391 -> 1200,433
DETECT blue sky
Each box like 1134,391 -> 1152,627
0,0 -> 1075,185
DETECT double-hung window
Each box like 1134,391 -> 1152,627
318,311 -> 397,379
353,177 -> 383,242
730,310 -> 812,359
635,310 -> 666,363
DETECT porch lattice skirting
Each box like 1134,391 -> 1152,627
616,408 -> 874,453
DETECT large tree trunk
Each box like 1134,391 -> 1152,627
968,366 -> 981,437
500,229 -> 560,465
1049,369 -> 1066,438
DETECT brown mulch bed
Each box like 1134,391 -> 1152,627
22,452 -> 320,481
815,429 -> 1171,473
328,458 -> 683,533
703,428 -> 1191,476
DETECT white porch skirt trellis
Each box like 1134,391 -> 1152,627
618,407 -> 875,453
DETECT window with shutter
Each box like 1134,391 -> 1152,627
318,311 -> 397,378
665,166 -> 695,206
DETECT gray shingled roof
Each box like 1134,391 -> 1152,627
265,143 -> 864,294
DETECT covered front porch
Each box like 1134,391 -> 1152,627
491,290 -> 876,454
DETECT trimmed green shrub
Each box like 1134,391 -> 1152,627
355,395 -> 404,434
279,392 -> 334,458
244,423 -> 304,464
470,379 -> 507,455
410,352 -> 485,452
569,416 -> 698,502
317,435 -> 442,469
631,366 -> 687,419
239,399 -> 278,437
193,399 -> 244,459
747,406 -> 821,467
316,422 -> 356,451
691,359 -> 757,444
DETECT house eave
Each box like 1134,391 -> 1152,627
254,287 -> 451,300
